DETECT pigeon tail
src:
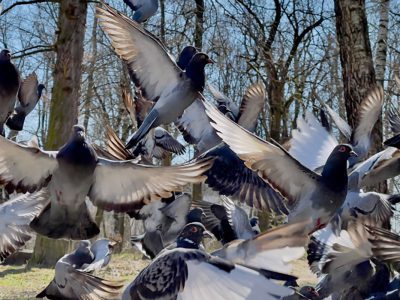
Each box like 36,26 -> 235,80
384,134 -> 400,148
388,194 -> 400,205
36,280 -> 61,298
126,109 -> 159,149
30,203 -> 99,240
6,112 -> 26,131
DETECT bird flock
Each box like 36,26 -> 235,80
1,1 -> 400,300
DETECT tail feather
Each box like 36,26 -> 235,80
6,112 -> 26,131
125,109 -> 158,149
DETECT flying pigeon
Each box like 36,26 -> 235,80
204,100 -> 356,233
6,72 -> 45,131
122,222 -> 294,300
123,0 -> 158,23
315,86 -> 384,166
308,221 -> 390,299
0,49 -> 20,136
0,125 -> 213,239
36,239 -> 123,299
96,4 -> 213,149
0,189 -> 48,261
192,196 -> 257,244
130,193 -> 194,258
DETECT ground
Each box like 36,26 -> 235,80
0,251 -> 317,300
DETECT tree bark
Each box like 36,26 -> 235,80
30,0 -> 88,267
194,0 -> 204,49
335,0 -> 385,192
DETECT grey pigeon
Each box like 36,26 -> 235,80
6,72 -> 45,131
0,49 -> 20,136
205,100 -> 357,233
314,85 -> 384,167
130,193 -> 193,258
192,196 -> 256,244
122,222 -> 294,300
177,83 -> 288,214
36,239 -> 123,299
0,125 -> 213,239
123,0 -> 158,23
96,4 -> 213,149
308,221 -> 390,299
0,189 -> 48,261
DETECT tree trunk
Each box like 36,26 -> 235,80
268,80 -> 284,141
30,0 -> 88,267
375,0 -> 389,85
335,0 -> 385,192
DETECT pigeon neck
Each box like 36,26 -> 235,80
321,156 -> 348,192
57,138 -> 97,167
185,63 -> 206,92
176,237 -> 200,249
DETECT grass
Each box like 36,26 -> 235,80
0,251 -> 317,300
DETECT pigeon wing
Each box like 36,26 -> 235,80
237,82 -> 266,132
221,196 -> 254,240
80,239 -> 113,273
153,127 -> 186,158
18,72 -> 38,107
0,136 -> 57,193
367,226 -> 400,264
96,3 -> 181,102
204,100 -> 320,207
89,157 -> 213,212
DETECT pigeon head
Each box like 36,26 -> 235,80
185,52 -> 213,92
72,125 -> 86,141
186,208 -> 205,223
298,286 -> 319,300
0,49 -> 11,61
321,144 -> 356,190
249,217 -> 260,235
37,84 -> 46,99
177,46 -> 198,70
176,222 -> 211,249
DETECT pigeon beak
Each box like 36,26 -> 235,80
206,58 -> 215,64
203,230 -> 214,239
349,150 -> 358,157
312,290 -> 319,297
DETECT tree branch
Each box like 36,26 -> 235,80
1,0 -> 59,15
13,45 -> 55,59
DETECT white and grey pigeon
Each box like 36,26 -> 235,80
36,239 -> 123,299
177,83 -> 288,214
123,0 -> 158,23
192,196 -> 258,245
204,100 -> 357,233
0,49 -> 20,136
96,4 -> 213,149
314,86 -> 384,167
122,222 -> 295,300
6,72 -> 45,131
0,189 -> 48,261
0,125 -> 213,240
308,221 -> 390,299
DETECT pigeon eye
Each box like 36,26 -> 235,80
190,227 -> 198,233
339,146 -> 346,153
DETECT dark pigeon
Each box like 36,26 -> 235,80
36,239 -> 123,299
205,100 -> 357,233
96,4 -> 213,149
123,0 -> 158,23
0,49 -> 20,136
0,125 -> 213,239
6,72 -> 45,131
122,222 -> 294,300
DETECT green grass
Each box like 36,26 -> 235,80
0,252 -> 149,300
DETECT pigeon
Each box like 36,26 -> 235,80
6,72 -> 45,131
120,89 -> 186,160
308,221 -> 390,299
130,193 -> 194,258
367,225 -> 400,266
0,189 -> 48,261
0,49 -> 20,136
96,4 -> 213,148
315,85 -> 384,167
36,239 -> 123,299
205,100 -> 357,233
0,125 -> 213,239
122,222 -> 294,300
123,0 -> 159,23
192,196 -> 257,244
177,83 -> 288,214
